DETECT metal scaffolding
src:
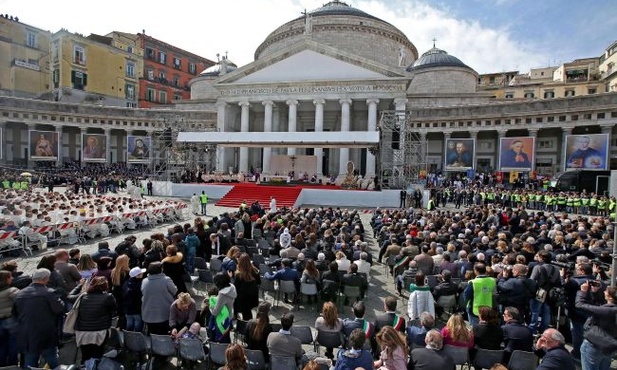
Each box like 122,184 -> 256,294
376,110 -> 428,189
152,115 -> 217,182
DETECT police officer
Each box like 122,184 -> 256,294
200,190 -> 208,216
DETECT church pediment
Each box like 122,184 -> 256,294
216,39 -> 406,85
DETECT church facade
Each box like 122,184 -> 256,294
0,1 -> 616,181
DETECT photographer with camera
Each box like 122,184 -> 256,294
562,262 -> 600,360
529,250 -> 562,334
497,264 -> 536,320
575,282 -> 617,370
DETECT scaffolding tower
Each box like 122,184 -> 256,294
376,110 -> 427,189
152,115 -> 217,182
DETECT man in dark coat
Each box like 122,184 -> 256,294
535,328 -> 575,370
374,296 -> 405,333
91,241 -> 118,266
12,268 -> 65,369
342,264 -> 368,299
409,329 -> 454,370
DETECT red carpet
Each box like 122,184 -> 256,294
215,183 -> 304,208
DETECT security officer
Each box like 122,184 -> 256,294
200,191 -> 208,216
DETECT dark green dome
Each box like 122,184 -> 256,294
406,47 -> 472,72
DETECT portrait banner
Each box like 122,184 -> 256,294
499,136 -> 535,172
444,138 -> 475,171
29,130 -> 59,161
564,134 -> 609,170
127,135 -> 151,163
81,134 -> 107,162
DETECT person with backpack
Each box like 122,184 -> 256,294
184,228 -> 199,274
529,250 -> 561,334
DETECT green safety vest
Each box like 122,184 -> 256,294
2,180 -> 9,188
20,181 -> 28,190
200,194 -> 208,204
11,182 -> 20,190
573,198 -> 581,207
598,200 -> 607,209
427,199 -> 435,210
469,276 -> 496,316
590,198 -> 598,206
609,201 -> 616,211
581,198 -> 589,206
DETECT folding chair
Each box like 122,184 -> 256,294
234,319 -> 249,344
314,329 -> 342,355
269,355 -> 297,370
426,275 -> 439,290
340,285 -> 362,309
150,334 -> 177,367
472,348 -> 504,370
194,257 -> 208,271
299,282 -> 318,305
178,338 -> 207,368
123,330 -> 151,368
260,278 -> 277,304
194,269 -> 214,293
209,257 -> 223,272
442,344 -> 470,370
507,350 -> 538,370
290,325 -> 314,345
246,349 -> 267,370
278,280 -> 297,306
207,342 -> 229,368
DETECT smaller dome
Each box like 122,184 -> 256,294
406,47 -> 471,72
199,59 -> 237,77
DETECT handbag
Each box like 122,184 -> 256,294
63,293 -> 85,334
535,287 -> 548,303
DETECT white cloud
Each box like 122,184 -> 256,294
0,0 -> 551,74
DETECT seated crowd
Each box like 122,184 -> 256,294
1,194 -> 616,370
0,187 -> 186,255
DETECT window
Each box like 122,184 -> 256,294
173,76 -> 180,87
173,57 -> 181,69
127,46 -> 133,54
478,141 -> 493,150
538,139 -> 554,149
543,91 -> 555,99
505,93 -> 514,99
146,88 -> 155,102
588,88 -> 597,94
147,69 -> 154,80
52,69 -> 60,88
159,51 -> 166,64
189,62 -> 196,74
524,92 -> 535,98
126,102 -> 137,108
26,32 -> 36,48
74,45 -> 86,65
565,90 -> 576,97
174,93 -> 182,100
146,47 -> 155,59
489,76 -> 495,85
126,61 -> 135,78
159,90 -> 167,103
125,84 -> 135,100
159,71 -> 166,82
71,70 -> 87,89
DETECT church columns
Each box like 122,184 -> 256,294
366,98 -> 379,178
262,100 -> 273,174
286,99 -> 298,156
496,130 -> 507,170
313,99 -> 325,176
443,132 -> 451,170
103,128 -> 111,163
216,102 -> 227,172
55,125 -> 63,166
80,127 -> 88,163
339,99 -> 352,177
601,124 -> 614,135
238,101 -> 250,173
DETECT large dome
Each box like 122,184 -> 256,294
406,47 -> 471,72
254,1 -> 417,68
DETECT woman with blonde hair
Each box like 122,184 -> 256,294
110,255 -> 130,328
374,325 -> 408,370
169,292 -> 197,339
315,301 -> 343,359
440,313 -> 474,348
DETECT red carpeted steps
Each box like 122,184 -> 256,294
215,183 -> 302,208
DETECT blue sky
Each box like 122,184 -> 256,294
1,0 -> 614,74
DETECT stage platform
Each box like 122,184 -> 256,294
149,180 -> 400,208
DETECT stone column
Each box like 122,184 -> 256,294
104,128 -> 112,163
365,98 -> 379,178
80,127 -> 88,164
0,121 -> 5,161
272,104 -> 280,155
262,100 -> 273,175
601,124 -> 614,135
394,98 -> 408,155
286,99 -> 298,156
313,99 -> 325,176
497,130 -> 507,170
338,99 -> 352,177
238,101 -> 250,173
527,128 -> 539,138
443,132 -> 450,171
55,125 -> 63,166
561,127 -> 571,171
216,102 -> 227,172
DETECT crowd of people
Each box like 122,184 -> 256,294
0,175 -> 616,370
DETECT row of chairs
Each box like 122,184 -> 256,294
120,329 -> 207,368
435,345 -> 539,370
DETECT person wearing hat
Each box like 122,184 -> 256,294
12,268 -> 65,369
124,266 -> 146,332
